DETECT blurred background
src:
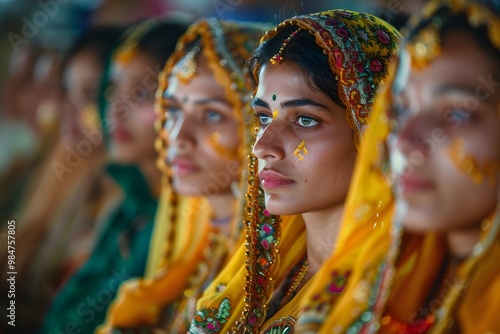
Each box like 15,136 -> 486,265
0,0 -> 425,103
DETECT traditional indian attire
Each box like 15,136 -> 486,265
38,18 -> 186,334
188,10 -> 400,333
97,18 -> 267,333
296,1 -> 500,333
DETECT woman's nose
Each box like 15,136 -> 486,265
167,113 -> 195,151
252,118 -> 286,162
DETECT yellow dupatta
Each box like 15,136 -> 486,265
97,19 -> 267,333
296,1 -> 500,333
189,10 -> 400,334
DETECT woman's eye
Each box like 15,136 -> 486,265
256,113 -> 272,126
205,110 -> 224,123
446,108 -> 472,123
164,107 -> 182,131
295,116 -> 318,127
165,107 -> 181,118
442,107 -> 479,129
258,115 -> 273,125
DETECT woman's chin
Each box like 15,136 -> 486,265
263,202 -> 298,216
109,151 -> 141,165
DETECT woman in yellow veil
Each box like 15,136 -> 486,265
296,0 -> 500,333
98,19 -> 267,333
189,10 -> 400,333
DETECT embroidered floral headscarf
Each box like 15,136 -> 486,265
296,1 -> 500,333
97,18 -> 266,333
190,10 -> 400,334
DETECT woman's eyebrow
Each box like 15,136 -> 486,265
163,93 -> 230,107
251,97 -> 328,110
251,97 -> 269,109
280,98 -> 328,110
194,97 -> 231,107
433,84 -> 477,97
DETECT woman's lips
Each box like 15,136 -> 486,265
112,128 -> 133,143
258,170 -> 294,190
171,157 -> 201,175
398,173 -> 435,193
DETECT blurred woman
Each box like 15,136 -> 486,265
97,18 -> 266,333
0,47 -> 62,223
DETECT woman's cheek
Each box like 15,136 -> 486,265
219,123 -> 241,149
139,103 -> 157,125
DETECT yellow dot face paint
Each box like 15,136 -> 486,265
209,132 -> 239,161
211,131 -> 221,141
449,137 -> 500,185
294,140 -> 308,161
272,109 -> 279,120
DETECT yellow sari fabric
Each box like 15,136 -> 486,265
190,10 -> 400,334
97,19 -> 266,333
296,1 -> 500,333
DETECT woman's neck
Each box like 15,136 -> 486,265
206,192 -> 236,235
446,228 -> 482,259
139,160 -> 162,198
302,204 -> 345,277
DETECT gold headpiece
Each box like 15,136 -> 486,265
174,45 -> 201,83
270,28 -> 301,64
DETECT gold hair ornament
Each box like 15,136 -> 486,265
270,28 -> 302,64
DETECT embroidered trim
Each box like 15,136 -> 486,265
190,297 -> 232,333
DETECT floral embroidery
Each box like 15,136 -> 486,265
357,29 -> 370,42
190,297 -> 232,333
298,270 -> 352,331
328,270 -> 351,293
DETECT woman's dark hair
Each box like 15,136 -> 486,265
442,14 -> 500,65
64,26 -> 124,69
248,25 -> 345,107
135,21 -> 188,68
409,8 -> 500,63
